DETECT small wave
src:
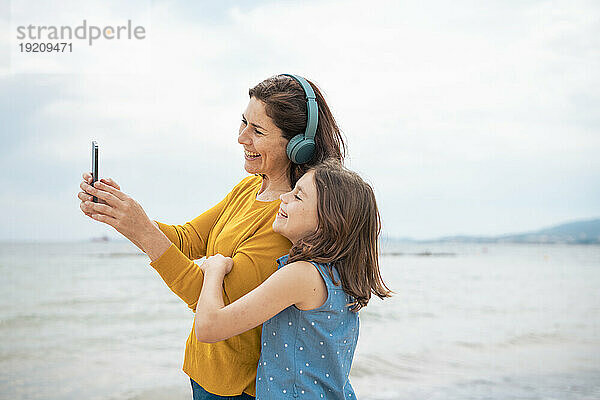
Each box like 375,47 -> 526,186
91,252 -> 146,258
455,341 -> 486,349
0,308 -> 187,330
43,297 -> 130,306
382,251 -> 457,257
456,378 -> 497,387
359,308 -> 437,323
408,312 -> 437,319
0,314 -> 44,329
351,353 -> 422,380
496,332 -> 567,348
453,332 -> 568,351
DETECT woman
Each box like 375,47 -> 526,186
78,74 -> 346,399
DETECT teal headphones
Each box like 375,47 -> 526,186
282,74 -> 318,164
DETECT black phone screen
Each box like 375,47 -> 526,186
91,140 -> 98,203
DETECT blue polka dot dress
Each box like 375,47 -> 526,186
255,255 -> 359,399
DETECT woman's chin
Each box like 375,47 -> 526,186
243,159 -> 263,175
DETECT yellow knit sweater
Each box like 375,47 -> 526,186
149,175 -> 291,396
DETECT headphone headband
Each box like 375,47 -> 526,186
282,73 -> 319,163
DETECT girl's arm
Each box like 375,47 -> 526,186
195,256 -> 327,343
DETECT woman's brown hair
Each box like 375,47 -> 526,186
287,159 -> 392,311
249,75 -> 346,187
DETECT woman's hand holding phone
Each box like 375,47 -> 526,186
79,174 -> 155,241
78,171 -> 171,261
78,172 -> 120,217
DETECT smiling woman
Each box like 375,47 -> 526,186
77,74 -> 347,399
238,98 -> 291,200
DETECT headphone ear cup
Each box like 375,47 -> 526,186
287,135 -> 315,164
295,138 -> 315,164
286,135 -> 304,163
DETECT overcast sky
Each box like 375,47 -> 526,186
1,0 -> 599,241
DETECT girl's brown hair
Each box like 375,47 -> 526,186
288,159 -> 392,311
249,75 -> 346,187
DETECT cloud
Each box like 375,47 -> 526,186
1,0 -> 599,240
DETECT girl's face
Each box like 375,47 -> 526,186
273,170 -> 319,244
238,97 -> 291,179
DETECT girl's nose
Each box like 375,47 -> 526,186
280,191 -> 290,203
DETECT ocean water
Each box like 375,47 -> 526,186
0,241 -> 599,400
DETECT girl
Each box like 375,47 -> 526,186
194,159 -> 392,399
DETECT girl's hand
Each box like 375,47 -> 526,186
200,254 -> 234,276
79,177 -> 154,246
77,172 -> 121,218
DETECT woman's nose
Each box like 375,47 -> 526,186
238,127 -> 250,145
280,191 -> 290,203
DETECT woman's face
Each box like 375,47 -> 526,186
238,97 -> 290,179
273,170 -> 319,244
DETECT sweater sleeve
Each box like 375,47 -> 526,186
154,193 -> 230,260
222,226 -> 291,304
149,176 -> 262,310
149,243 -> 205,310
149,190 -> 233,310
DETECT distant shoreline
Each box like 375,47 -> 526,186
384,217 -> 600,245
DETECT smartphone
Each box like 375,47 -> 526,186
91,140 -> 99,203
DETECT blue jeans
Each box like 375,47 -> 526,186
190,379 -> 255,400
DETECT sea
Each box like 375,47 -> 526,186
1,241 -> 599,400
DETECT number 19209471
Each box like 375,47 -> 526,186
19,42 -> 72,52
